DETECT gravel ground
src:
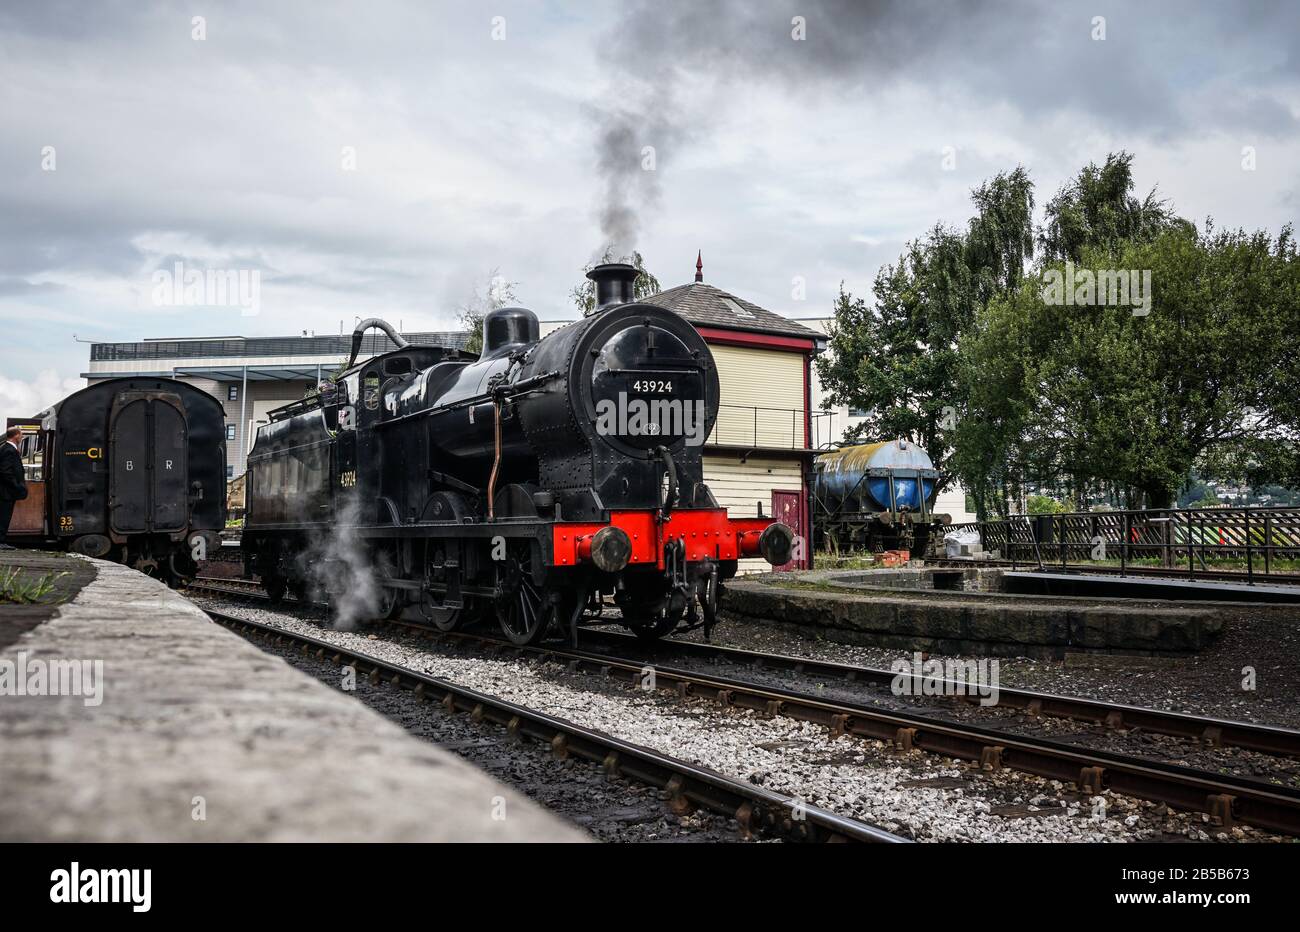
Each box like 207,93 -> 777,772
588,631 -> 1300,790
684,610 -> 1300,730
250,629 -> 746,843
194,596 -> 1285,843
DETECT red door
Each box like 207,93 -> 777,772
771,489 -> 806,571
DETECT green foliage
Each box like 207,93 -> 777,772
0,567 -> 68,604
815,168 -> 1034,492
971,224 -> 1299,510
570,247 -> 662,316
1026,494 -> 1068,515
1039,152 -> 1187,263
820,150 -> 1300,519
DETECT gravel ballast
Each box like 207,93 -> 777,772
690,609 -> 1300,730
251,630 -> 746,843
195,597 -> 1287,843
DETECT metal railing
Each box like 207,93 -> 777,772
706,404 -> 807,450
944,506 -> 1300,581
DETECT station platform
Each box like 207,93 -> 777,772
723,567 -> 1269,657
0,553 -> 584,842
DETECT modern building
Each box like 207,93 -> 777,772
84,331 -> 469,477
84,257 -> 826,569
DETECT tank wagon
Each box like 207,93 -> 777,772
812,439 -> 947,556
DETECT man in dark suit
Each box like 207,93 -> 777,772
0,425 -> 27,549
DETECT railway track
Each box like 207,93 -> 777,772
188,578 -> 1300,835
203,607 -> 905,844
186,577 -> 1300,759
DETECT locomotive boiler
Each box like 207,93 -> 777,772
242,263 -> 794,644
812,439 -> 948,557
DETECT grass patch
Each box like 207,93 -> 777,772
0,567 -> 70,604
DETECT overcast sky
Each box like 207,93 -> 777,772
1,0 -> 1297,415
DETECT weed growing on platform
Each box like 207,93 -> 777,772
0,567 -> 68,604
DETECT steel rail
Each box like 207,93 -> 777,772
190,582 -> 1300,834
185,579 -> 1300,759
573,629 -> 1300,760
204,607 -> 906,844
381,621 -> 1300,836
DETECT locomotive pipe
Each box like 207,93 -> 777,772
487,397 -> 502,519
347,318 -> 409,368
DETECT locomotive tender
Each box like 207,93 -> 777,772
813,439 -> 948,557
6,377 -> 227,582
242,263 -> 794,644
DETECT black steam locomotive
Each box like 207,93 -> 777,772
242,263 -> 793,643
6,377 -> 227,583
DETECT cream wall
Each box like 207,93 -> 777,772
704,453 -> 803,574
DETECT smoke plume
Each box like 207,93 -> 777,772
589,0 -> 1182,246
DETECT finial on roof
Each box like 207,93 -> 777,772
694,250 -> 703,283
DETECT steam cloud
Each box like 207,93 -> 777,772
295,497 -> 388,630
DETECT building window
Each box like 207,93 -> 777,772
228,385 -> 239,401
848,407 -> 866,418
226,466 -> 234,479
225,424 -> 236,441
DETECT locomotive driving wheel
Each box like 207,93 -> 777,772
494,542 -> 574,646
420,592 -> 483,632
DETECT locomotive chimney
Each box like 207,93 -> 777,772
585,262 -> 639,315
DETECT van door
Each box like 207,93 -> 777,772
109,393 -> 188,534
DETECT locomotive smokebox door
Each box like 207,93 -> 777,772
108,391 -> 189,534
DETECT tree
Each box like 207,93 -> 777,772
570,246 -> 661,315
458,269 -> 518,355
963,224 -> 1300,509
815,168 -> 1034,492
1039,151 -> 1186,263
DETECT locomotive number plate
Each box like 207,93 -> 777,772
631,379 -> 674,394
